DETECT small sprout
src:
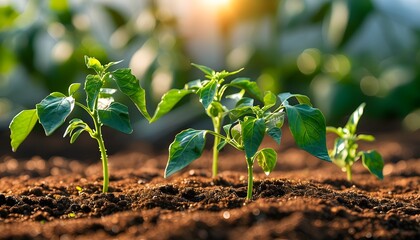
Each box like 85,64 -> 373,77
9,56 -> 150,193
327,103 -> 384,181
68,212 -> 76,218
84,56 -> 103,74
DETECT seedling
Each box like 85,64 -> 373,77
9,56 -> 150,193
165,91 -> 331,200
150,63 -> 263,177
327,103 -> 384,181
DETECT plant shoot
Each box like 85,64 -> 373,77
327,103 -> 384,181
9,56 -> 150,193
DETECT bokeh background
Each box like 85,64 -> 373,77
1,0 -> 420,155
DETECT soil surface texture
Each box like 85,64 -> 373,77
0,129 -> 419,240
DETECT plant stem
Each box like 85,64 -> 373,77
346,164 -> 352,181
212,116 -> 221,177
246,158 -> 254,201
92,110 -> 109,193
97,131 -> 109,192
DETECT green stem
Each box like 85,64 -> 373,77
212,116 -> 221,178
97,135 -> 109,193
75,102 -> 92,114
246,158 -> 254,201
346,164 -> 352,181
92,109 -> 109,193
207,130 -> 243,151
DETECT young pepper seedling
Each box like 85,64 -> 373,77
164,91 -> 331,201
9,56 -> 150,193
150,63 -> 263,177
327,103 -> 384,181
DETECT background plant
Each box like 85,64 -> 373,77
9,56 -> 150,192
164,91 -> 331,200
150,63 -> 263,177
2,1 -> 419,145
327,103 -> 384,181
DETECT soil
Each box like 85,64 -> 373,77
0,129 -> 419,240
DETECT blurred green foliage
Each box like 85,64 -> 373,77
1,0 -> 419,137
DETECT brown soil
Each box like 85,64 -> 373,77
0,130 -> 419,240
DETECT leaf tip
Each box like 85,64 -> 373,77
149,118 -> 157,124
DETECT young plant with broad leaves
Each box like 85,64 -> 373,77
165,91 -> 331,200
9,56 -> 150,193
327,103 -> 384,181
150,63 -> 263,177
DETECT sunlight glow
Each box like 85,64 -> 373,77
202,0 -> 230,8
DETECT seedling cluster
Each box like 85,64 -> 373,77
9,56 -> 383,200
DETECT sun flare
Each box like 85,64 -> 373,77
202,0 -> 231,8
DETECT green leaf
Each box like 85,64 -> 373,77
185,79 -> 202,90
191,63 -> 214,76
231,124 -> 243,145
229,106 -> 253,121
285,104 -> 330,162
99,88 -> 117,97
255,148 -> 277,175
103,59 -> 123,71
267,127 -> 282,145
361,150 -> 384,180
63,118 -> 85,138
63,119 -> 88,143
242,117 -> 266,159
236,97 -> 254,108
278,92 -> 312,106
98,102 -> 132,134
330,138 -> 348,169
229,78 -> 263,101
199,80 -> 217,109
223,124 -> 232,137
165,129 -> 207,178
70,128 -> 85,144
263,91 -> 277,110
84,55 -> 103,73
265,111 -> 285,129
345,103 -> 365,135
84,75 -> 103,111
9,109 -> 38,152
111,68 -> 151,121
68,83 -> 81,96
150,89 -> 193,122
36,93 -> 75,136
217,68 -> 244,79
226,90 -> 245,101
